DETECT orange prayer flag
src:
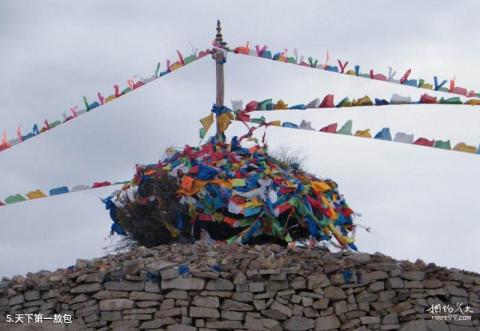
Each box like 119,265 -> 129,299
181,176 -> 194,191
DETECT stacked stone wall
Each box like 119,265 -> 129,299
1,244 -> 479,330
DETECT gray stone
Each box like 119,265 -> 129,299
101,310 -> 122,321
378,290 -> 396,302
425,320 -> 448,331
249,282 -> 265,292
246,315 -> 282,331
291,295 -> 302,304
253,299 -> 267,310
393,301 -> 412,313
301,296 -> 313,306
123,314 -> 152,321
144,280 -> 161,293
221,310 -> 245,320
423,278 -> 443,289
137,300 -> 160,308
348,252 -> 372,264
76,304 -> 99,318
206,278 -> 234,291
104,281 -> 144,291
308,274 -> 331,289
401,271 -> 425,281
124,308 -> 157,314
232,291 -> 253,302
161,277 -> 205,290
369,262 -> 398,271
426,288 -> 447,296
160,267 -> 179,280
313,298 -> 329,310
24,290 -> 40,301
382,325 -> 401,330
315,315 -> 341,330
304,307 -> 319,318
446,285 -> 468,297
333,300 -> 347,315
77,272 -> 103,283
278,289 -> 295,297
382,312 -> 398,324
236,283 -> 249,292
360,316 -> 381,324
363,271 -> 389,283
191,271 -> 219,279
254,291 -> 276,300
166,290 -> 189,299
130,291 -> 163,301
200,290 -> 232,298
23,299 -> 43,307
221,299 -> 254,311
265,280 -> 289,291
192,295 -> 219,308
155,307 -> 182,318
93,290 -> 129,300
9,295 -> 24,305
160,298 -> 175,309
405,280 -> 423,288
99,298 -> 134,311
290,277 -> 307,289
387,277 -> 404,289
189,306 -> 220,318
262,308 -> 288,320
368,281 -> 385,292
167,325 -> 196,331
399,319 -> 427,331
233,272 -> 247,284
111,320 -> 141,329
205,320 -> 244,329
324,286 -> 346,300
71,282 -> 102,294
140,317 -> 176,329
449,326 -> 477,331
270,300 -> 293,317
283,316 -> 314,330
146,260 -> 177,273
181,316 -> 192,325
71,293 -> 90,304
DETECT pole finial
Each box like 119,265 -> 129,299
215,20 -> 223,43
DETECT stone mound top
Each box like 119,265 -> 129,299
1,243 -> 479,330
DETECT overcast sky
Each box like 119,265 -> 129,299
0,0 -> 479,277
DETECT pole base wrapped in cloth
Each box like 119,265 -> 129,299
106,137 -> 357,250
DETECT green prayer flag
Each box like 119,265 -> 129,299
337,120 -> 353,135
232,178 -> 246,187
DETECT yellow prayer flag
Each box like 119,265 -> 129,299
26,190 -> 47,200
354,129 -> 372,138
276,100 -> 288,110
453,143 -> 476,153
217,112 -> 234,133
311,181 -> 331,192
465,99 -> 480,105
200,113 -> 214,132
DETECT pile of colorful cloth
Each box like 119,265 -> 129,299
107,137 -> 357,250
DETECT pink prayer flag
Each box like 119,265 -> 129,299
17,125 -> 23,142
1,129 -> 9,147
